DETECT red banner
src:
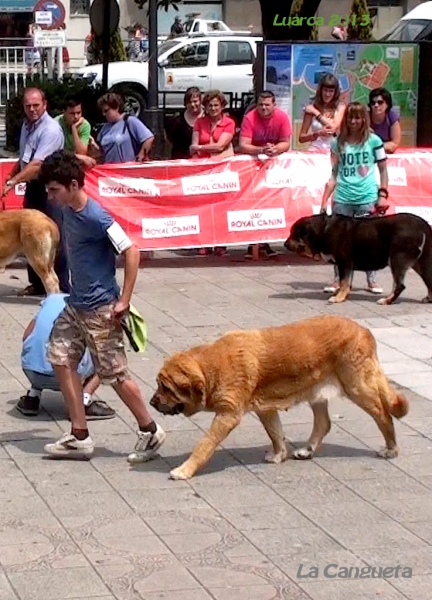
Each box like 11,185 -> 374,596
2,150 -> 432,250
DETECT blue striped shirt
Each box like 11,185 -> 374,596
19,111 -> 64,169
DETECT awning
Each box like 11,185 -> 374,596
0,0 -> 35,12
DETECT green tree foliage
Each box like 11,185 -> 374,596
133,0 -> 179,11
6,78 -> 103,152
87,27 -> 127,65
133,0 -> 322,40
347,0 -> 374,41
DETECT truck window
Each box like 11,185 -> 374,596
166,42 -> 210,68
217,41 -> 254,66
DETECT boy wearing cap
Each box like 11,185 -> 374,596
38,151 -> 165,461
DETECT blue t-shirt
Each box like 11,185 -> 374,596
21,293 -> 93,376
62,198 -> 120,310
331,133 -> 386,204
97,116 -> 153,163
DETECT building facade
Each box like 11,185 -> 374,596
0,0 -> 425,70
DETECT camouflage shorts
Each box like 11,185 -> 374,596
47,303 -> 129,385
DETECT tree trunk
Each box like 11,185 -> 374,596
259,0 -> 323,40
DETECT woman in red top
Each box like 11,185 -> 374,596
190,90 -> 235,158
190,91 -> 236,256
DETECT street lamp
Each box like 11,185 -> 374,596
144,0 -> 165,158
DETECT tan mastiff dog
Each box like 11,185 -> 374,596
0,209 -> 60,294
150,315 -> 409,480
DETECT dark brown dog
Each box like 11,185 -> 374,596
0,209 -> 60,294
285,213 -> 432,304
150,315 -> 408,480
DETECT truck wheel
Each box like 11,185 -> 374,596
117,88 -> 147,119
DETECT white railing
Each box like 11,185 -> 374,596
0,43 -> 30,107
0,37 -> 87,107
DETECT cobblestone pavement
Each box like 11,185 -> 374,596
0,249 -> 431,600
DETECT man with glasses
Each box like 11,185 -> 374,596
1,87 -> 68,296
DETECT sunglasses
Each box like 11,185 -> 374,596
370,99 -> 385,106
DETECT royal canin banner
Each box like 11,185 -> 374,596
1,150 -> 432,250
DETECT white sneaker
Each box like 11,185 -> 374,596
323,282 -> 340,294
127,423 -> 166,464
44,432 -> 94,458
367,284 -> 383,294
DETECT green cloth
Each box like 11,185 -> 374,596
55,114 -> 91,152
123,304 -> 147,353
330,133 -> 385,205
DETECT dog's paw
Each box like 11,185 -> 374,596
328,295 -> 345,304
377,297 -> 391,305
421,296 -> 432,304
377,446 -> 399,459
264,446 -> 288,464
292,446 -> 315,460
169,466 -> 191,480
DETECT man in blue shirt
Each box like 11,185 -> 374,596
1,88 -> 69,296
19,293 -> 115,420
38,151 -> 165,460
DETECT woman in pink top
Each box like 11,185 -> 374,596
190,90 -> 236,159
190,91 -> 236,256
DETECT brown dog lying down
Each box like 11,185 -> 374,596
150,315 -> 409,480
0,209 -> 60,294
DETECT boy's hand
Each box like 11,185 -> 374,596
113,298 -> 130,318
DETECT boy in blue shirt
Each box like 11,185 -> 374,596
38,151 -> 165,461
19,293 -> 115,419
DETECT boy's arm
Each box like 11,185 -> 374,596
105,221 -> 138,317
115,245 -> 139,316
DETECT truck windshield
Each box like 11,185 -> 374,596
380,19 -> 432,41
141,39 -> 181,61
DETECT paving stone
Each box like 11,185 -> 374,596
7,567 -> 109,599
298,579 -> 408,600
1,260 -> 432,599
143,591 -> 214,600
390,575 -> 432,600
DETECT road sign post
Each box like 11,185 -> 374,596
90,0 -> 120,93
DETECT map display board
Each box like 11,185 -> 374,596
264,44 -> 292,117
265,43 -> 419,150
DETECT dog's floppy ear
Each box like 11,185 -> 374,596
174,354 -> 207,409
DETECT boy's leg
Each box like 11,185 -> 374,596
54,365 -> 87,429
44,306 -> 94,457
83,304 -> 165,462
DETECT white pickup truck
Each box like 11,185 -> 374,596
75,32 -> 261,118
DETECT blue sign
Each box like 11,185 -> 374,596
0,0 -> 35,11
33,0 -> 65,28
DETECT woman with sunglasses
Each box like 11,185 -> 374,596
369,88 -> 401,154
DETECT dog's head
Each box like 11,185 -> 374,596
150,352 -> 206,418
285,214 -> 327,258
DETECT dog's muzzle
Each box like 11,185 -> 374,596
150,394 -> 185,416
284,238 -> 304,252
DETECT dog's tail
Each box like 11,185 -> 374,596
377,372 -> 409,419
